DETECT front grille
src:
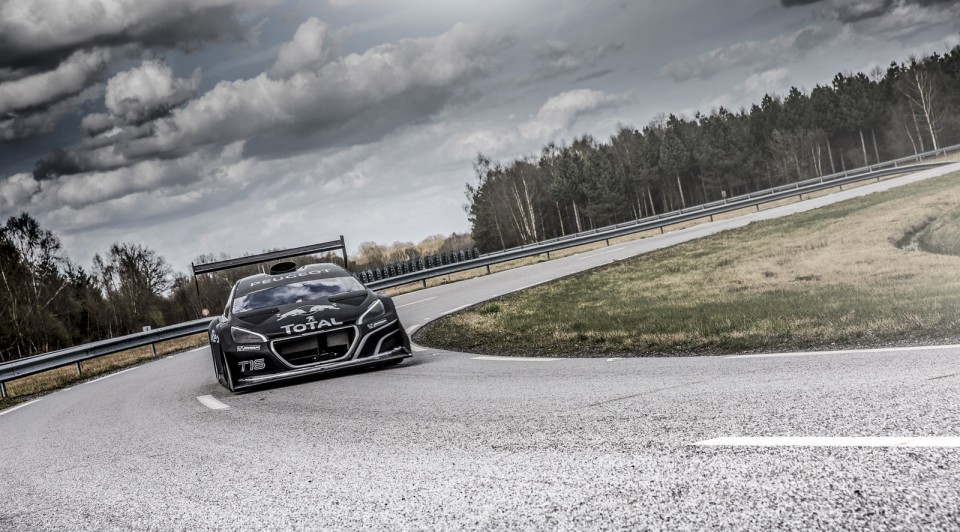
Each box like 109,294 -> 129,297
272,328 -> 355,366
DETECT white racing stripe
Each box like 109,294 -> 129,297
396,297 -> 436,309
472,355 -> 559,362
443,304 -> 470,315
0,399 -> 42,416
197,395 -> 230,410
85,366 -> 138,385
726,343 -> 960,359
694,436 -> 960,447
576,246 -> 626,260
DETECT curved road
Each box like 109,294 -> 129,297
2,164 -> 960,530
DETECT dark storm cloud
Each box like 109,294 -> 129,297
0,1 -> 266,143
0,3 -> 249,70
48,21 -> 514,174
781,0 -> 960,23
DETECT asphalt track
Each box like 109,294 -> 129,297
2,164 -> 960,530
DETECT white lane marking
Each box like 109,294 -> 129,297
0,399 -> 41,416
413,345 -> 429,352
576,246 -> 626,260
726,343 -> 960,359
694,436 -> 960,448
607,358 -> 621,362
472,355 -> 559,362
197,395 -> 230,410
406,325 -> 422,335
516,280 -> 553,291
442,304 -> 470,315
186,346 -> 208,353
397,297 -> 436,309
85,366 -> 138,385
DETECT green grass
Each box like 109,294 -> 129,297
416,170 -> 960,356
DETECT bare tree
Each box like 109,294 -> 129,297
899,59 -> 943,151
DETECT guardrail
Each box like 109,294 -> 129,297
1,144 -> 957,398
365,157 -> 957,291
0,318 -> 213,398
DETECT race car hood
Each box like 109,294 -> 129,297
233,290 -> 375,338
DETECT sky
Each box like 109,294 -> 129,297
1,0 -> 959,273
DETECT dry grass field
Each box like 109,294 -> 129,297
418,170 -> 960,356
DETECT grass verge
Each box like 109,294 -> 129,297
0,334 -> 207,411
416,170 -> 960,357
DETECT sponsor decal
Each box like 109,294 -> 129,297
277,304 -> 340,321
367,319 -> 388,330
209,330 -> 220,343
280,318 -> 343,335
249,270 -> 331,288
237,345 -> 261,351
238,359 -> 266,371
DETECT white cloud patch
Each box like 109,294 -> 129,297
104,60 -> 202,125
519,89 -> 625,140
0,173 -> 41,211
658,25 -> 831,82
0,48 -> 111,114
269,17 -> 334,79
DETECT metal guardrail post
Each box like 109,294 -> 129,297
76,362 -> 81,377
1,381 -> 7,399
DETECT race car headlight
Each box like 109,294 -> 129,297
358,299 -> 386,325
231,326 -> 267,344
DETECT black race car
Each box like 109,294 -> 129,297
208,262 -> 411,392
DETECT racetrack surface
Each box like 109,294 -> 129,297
2,163 -> 960,530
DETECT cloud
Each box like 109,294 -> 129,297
103,60 -> 202,125
519,89 -> 625,139
658,26 -> 830,82
781,0 -> 960,23
0,48 -> 111,114
54,22 -> 513,172
524,40 -> 623,82
0,0 -> 271,143
0,85 -> 102,141
697,68 -> 791,113
268,18 -> 334,79
0,173 -> 40,211
665,0 -> 960,84
0,0 -> 269,70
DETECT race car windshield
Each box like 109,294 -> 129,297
232,277 -> 364,313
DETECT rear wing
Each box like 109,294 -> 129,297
191,236 -> 348,276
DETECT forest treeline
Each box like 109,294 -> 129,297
466,48 -> 960,252
0,213 -> 471,363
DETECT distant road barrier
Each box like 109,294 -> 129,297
1,145 -> 957,397
364,148 -> 958,291
0,319 -> 212,398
